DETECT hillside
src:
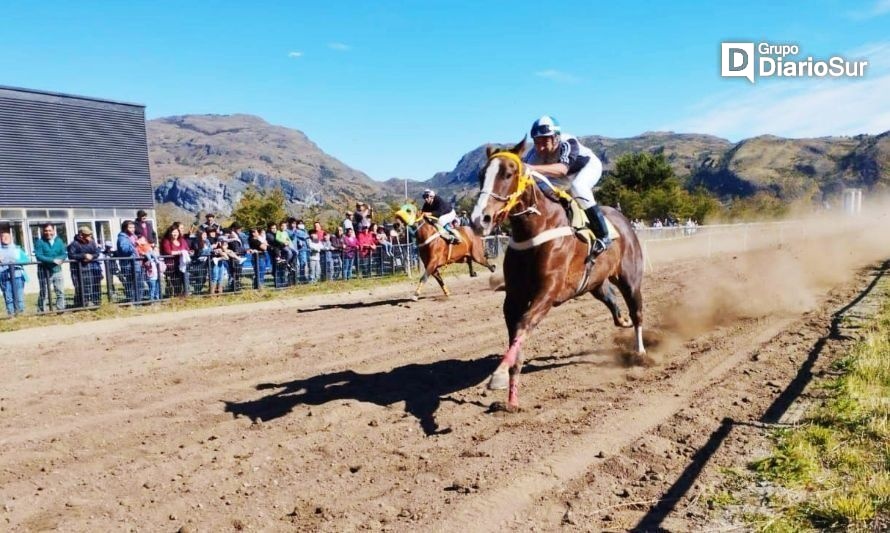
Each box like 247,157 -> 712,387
147,114 -> 890,217
429,131 -> 890,202
149,114 -> 382,214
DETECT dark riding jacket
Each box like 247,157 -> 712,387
421,196 -> 452,218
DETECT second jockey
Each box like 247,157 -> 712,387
524,115 -> 611,255
420,189 -> 461,243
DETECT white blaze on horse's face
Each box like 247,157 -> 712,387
472,157 -> 503,236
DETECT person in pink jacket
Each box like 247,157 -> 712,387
341,228 -> 359,280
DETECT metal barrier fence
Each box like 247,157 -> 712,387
1,223 -> 801,317
0,241 -> 453,316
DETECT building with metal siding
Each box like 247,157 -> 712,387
0,86 -> 154,255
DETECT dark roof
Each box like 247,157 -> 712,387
0,86 -> 152,209
0,85 -> 145,109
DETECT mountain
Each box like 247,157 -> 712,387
147,114 -> 890,217
149,114 -> 382,214
426,131 -> 890,202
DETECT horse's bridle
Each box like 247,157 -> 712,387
484,151 -> 541,221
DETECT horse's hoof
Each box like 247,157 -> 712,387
411,294 -> 419,301
488,401 -> 520,413
616,316 -> 633,328
487,369 -> 509,390
470,271 -> 478,278
488,265 -> 496,273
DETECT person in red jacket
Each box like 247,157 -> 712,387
160,224 -> 192,296
356,226 -> 377,276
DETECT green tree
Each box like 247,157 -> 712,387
455,195 -> 477,216
300,204 -> 322,225
231,188 -> 287,230
611,152 -> 675,193
599,152 -> 720,223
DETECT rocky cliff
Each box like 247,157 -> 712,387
148,114 -> 381,214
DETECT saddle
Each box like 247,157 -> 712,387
534,179 -> 619,253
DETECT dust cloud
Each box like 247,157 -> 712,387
649,201 -> 890,344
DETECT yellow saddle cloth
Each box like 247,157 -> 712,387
537,180 -> 620,245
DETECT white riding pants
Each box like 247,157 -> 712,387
569,154 -> 603,210
438,210 -> 457,227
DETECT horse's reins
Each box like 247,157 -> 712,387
486,151 -> 596,296
485,151 -> 542,222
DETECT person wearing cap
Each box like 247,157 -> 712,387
354,202 -> 373,231
420,189 -> 460,243
67,226 -> 103,307
525,115 -> 611,255
134,209 -> 156,244
458,210 -> 471,228
34,223 -> 67,312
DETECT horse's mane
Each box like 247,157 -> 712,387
525,170 -> 574,226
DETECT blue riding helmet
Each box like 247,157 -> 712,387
530,115 -> 561,138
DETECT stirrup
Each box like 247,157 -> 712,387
592,238 -> 610,256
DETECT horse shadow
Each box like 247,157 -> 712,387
224,356 -> 576,436
296,297 -> 415,313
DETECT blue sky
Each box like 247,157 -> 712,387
2,1 -> 888,180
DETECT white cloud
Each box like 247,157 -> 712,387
847,0 -> 890,20
328,42 -> 351,51
534,69 -> 580,83
666,42 -> 890,139
288,51 -> 303,58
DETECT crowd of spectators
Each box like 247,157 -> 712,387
0,203 -> 424,316
631,217 -> 699,230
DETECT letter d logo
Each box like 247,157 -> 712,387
721,42 -> 755,83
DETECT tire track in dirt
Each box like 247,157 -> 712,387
1,216 -> 888,531
434,314 -> 796,531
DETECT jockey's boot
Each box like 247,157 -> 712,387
584,205 -> 612,255
439,224 -> 460,243
446,223 -> 461,243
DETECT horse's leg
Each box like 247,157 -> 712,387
432,269 -> 450,297
466,256 -> 477,277
474,237 -> 497,273
488,292 -> 524,391
491,283 -> 559,409
413,262 -> 436,300
592,280 -> 633,328
615,274 -> 645,354
465,229 -> 497,273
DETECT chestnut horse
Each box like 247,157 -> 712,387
395,204 -> 496,300
471,139 -> 645,410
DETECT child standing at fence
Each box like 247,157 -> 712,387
136,237 -> 162,301
210,239 -> 239,294
307,231 -> 323,282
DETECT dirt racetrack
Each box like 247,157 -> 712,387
1,212 -> 889,532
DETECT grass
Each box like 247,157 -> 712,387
0,272 -> 419,333
742,298 -> 890,531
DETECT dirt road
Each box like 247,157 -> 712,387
1,215 -> 888,532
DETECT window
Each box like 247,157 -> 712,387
75,220 -> 113,247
